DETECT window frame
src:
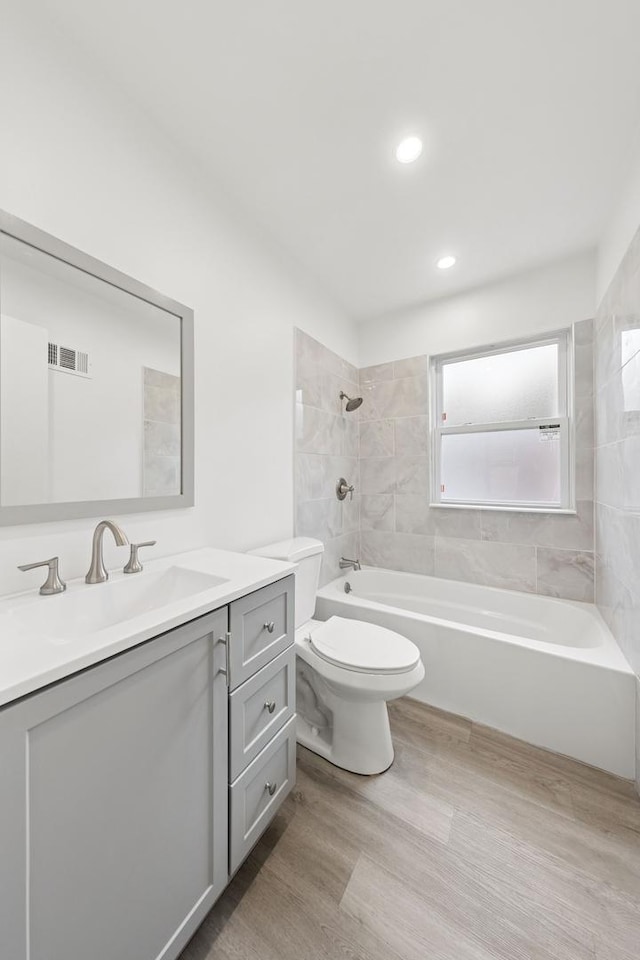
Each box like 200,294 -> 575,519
429,330 -> 575,513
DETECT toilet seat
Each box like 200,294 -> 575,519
307,616 -> 420,675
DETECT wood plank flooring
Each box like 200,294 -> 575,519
179,698 -> 640,960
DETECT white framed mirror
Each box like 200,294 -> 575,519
0,210 -> 194,525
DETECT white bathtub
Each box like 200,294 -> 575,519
315,567 -> 636,778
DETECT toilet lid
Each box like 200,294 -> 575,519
309,616 -> 420,674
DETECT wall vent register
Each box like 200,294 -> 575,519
47,341 -> 91,379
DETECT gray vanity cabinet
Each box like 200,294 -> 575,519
0,574 -> 296,960
0,608 -> 229,960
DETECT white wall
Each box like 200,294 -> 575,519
0,5 -> 357,596
358,253 -> 596,367
597,139 -> 640,305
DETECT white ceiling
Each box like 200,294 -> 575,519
36,0 -> 640,318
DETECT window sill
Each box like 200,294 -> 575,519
428,503 -> 577,516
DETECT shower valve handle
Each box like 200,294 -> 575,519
336,478 -> 355,501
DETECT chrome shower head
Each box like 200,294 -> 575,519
339,391 -> 363,412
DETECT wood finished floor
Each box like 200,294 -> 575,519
179,698 -> 640,960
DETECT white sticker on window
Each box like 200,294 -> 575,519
539,423 -> 560,442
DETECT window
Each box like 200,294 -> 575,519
431,333 -> 572,510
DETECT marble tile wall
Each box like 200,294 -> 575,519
295,325 -> 595,599
295,330 -> 360,585
594,226 -> 640,699
143,367 -> 181,496
358,323 -> 596,600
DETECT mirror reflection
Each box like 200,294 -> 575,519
0,233 -> 182,507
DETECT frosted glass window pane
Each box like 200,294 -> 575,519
622,350 -> 640,413
441,429 -> 561,505
621,326 -> 640,367
442,344 -> 559,426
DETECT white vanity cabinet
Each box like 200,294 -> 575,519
0,572 -> 295,960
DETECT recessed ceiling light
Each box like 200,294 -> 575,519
395,136 -> 423,164
437,255 -> 457,270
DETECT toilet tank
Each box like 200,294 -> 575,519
248,537 -> 324,629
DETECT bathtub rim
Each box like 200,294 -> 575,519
316,566 -> 633,676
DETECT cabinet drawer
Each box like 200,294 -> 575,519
229,715 -> 296,875
229,647 -> 295,781
228,576 -> 294,689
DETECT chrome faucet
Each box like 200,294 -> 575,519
339,557 -> 361,571
85,520 -> 129,584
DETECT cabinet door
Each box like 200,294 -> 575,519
0,608 -> 229,960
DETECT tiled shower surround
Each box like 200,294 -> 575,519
295,324 -> 595,599
143,367 -> 181,497
595,226 -> 640,681
295,329 -> 360,584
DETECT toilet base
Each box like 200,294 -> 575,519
296,695 -> 395,776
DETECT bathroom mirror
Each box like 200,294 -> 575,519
0,210 -> 194,525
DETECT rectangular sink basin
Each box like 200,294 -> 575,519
6,566 -> 228,642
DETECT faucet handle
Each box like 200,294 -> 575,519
123,540 -> 157,575
18,557 -> 66,596
336,478 -> 355,501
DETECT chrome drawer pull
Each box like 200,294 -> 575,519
218,633 -> 231,685
265,781 -> 277,796
264,700 -> 276,714
263,621 -> 275,633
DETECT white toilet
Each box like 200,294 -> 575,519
250,537 -> 425,775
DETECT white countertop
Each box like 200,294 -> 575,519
0,547 -> 295,708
